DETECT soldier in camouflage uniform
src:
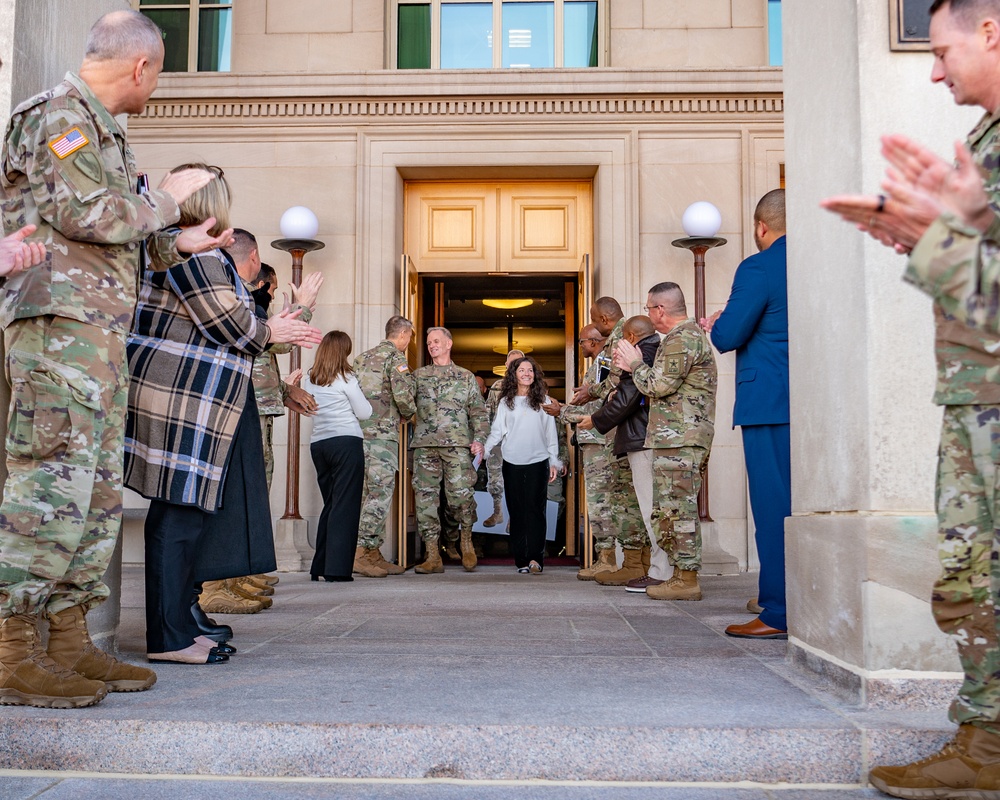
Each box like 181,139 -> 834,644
353,315 -> 417,577
617,282 -> 716,602
411,327 -> 489,574
544,325 -> 620,579
818,3 -> 1000,792
0,11 -> 225,708
483,349 -> 524,529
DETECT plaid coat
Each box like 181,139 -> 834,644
124,246 -> 271,512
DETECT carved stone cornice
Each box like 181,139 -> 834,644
131,68 -> 783,129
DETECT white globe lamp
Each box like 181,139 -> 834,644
681,201 -> 722,238
279,206 -> 320,240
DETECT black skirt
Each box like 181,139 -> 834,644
193,387 -> 277,582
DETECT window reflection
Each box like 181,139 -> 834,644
441,3 -> 494,69
502,2 -> 554,69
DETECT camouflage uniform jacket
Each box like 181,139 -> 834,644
630,319 -> 717,451
590,317 -> 624,400
0,72 -> 183,333
486,378 -> 504,423
353,339 -> 417,442
411,362 -> 489,449
559,359 -> 606,446
903,106 -> 1000,406
239,278 -> 313,417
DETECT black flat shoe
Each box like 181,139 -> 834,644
322,575 -> 353,582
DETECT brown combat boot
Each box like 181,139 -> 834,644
46,606 -> 156,693
577,548 -> 616,581
251,573 -> 279,586
0,614 -> 107,708
595,548 -> 645,586
443,540 -> 461,561
199,580 -> 264,614
870,724 -> 1000,798
229,579 -> 273,608
483,498 -> 504,528
415,542 -> 444,574
240,575 -> 275,595
353,546 -> 388,578
460,529 -> 477,571
646,568 -> 702,601
372,548 -> 405,575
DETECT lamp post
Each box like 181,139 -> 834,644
672,201 -> 726,523
271,206 -> 324,525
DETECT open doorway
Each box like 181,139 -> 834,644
403,273 -> 583,568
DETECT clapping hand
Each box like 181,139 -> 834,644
614,339 -> 640,373
282,271 -> 324,313
266,306 -> 323,348
0,224 -> 45,277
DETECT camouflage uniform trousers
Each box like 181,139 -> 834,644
933,404 -> 1000,736
651,446 -> 707,571
487,443 -> 504,503
611,452 -> 647,551
580,442 -> 616,552
259,414 -> 275,490
0,316 -> 127,618
358,437 -> 398,550
412,446 -> 476,545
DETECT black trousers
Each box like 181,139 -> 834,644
310,435 -> 365,579
502,459 -> 549,568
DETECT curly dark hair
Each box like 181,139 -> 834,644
500,356 -> 547,411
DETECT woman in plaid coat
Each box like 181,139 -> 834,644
125,164 -> 321,665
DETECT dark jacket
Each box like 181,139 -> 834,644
591,332 -> 660,457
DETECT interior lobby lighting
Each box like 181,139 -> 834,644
482,298 -> 533,309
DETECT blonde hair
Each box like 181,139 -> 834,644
170,163 -> 231,236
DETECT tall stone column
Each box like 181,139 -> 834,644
782,0 -> 979,700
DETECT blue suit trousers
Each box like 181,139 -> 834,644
742,423 -> 790,631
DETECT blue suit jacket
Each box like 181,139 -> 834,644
710,236 -> 789,427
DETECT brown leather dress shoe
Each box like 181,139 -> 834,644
725,617 -> 788,639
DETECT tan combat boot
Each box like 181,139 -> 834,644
577,548 -> 616,581
483,498 -> 504,528
444,540 -> 461,561
646,568 -> 702,601
229,578 -> 273,608
415,542 -> 444,574
46,606 -> 156,693
372,548 -> 405,575
870,724 -> 1000,797
199,580 -> 264,614
460,529 -> 477,572
595,548 -> 645,586
353,546 -> 388,578
251,573 -> 279,586
0,614 -> 107,708
240,575 -> 274,595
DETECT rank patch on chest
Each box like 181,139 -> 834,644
667,356 -> 682,374
49,128 -> 89,159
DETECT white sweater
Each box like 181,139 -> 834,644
301,372 -> 372,443
484,395 -> 562,468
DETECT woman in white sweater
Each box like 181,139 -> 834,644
483,356 -> 561,574
301,331 -> 372,582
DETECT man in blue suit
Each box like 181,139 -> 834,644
702,189 -> 789,639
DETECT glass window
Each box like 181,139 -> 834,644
398,4 -> 432,68
441,3 -> 494,69
564,1 -> 597,68
395,0 -> 602,69
136,0 -> 233,72
502,2 -> 554,69
768,0 -> 782,67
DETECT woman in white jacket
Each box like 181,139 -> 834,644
483,357 -> 561,574
301,331 -> 372,582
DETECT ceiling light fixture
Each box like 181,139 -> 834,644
482,298 -> 533,310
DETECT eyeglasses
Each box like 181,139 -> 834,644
644,305 -> 664,313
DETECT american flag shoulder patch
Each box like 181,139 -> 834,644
49,127 -> 89,159
396,363 -> 409,373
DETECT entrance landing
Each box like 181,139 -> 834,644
0,567 -> 951,794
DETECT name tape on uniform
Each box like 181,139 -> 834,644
49,128 -> 89,159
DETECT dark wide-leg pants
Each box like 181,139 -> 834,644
310,435 -> 365,579
502,459 -> 549,569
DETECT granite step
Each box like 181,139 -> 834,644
0,569 -> 952,791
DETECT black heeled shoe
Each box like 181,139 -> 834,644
190,593 -> 233,644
